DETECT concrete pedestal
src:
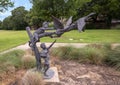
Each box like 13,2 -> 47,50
44,67 -> 60,83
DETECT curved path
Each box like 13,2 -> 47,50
0,43 -> 120,55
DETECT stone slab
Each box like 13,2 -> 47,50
44,67 -> 60,83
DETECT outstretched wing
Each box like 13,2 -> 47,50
77,17 -> 86,32
51,16 -> 64,29
86,12 -> 96,18
77,12 -> 96,32
65,16 -> 72,28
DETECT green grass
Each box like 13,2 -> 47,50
0,50 -> 24,73
42,30 -> 120,43
105,46 -> 120,70
54,30 -> 120,43
0,50 -> 35,74
51,44 -> 108,65
0,30 -> 120,52
0,30 -> 28,52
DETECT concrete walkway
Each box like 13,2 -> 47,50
0,43 -> 120,55
0,43 -> 88,55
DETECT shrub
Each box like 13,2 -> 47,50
78,47 -> 106,65
105,46 -> 120,70
87,43 -> 111,51
51,45 -> 107,65
51,46 -> 74,59
111,25 -> 120,30
21,71 -> 45,85
21,55 -> 36,69
0,50 -> 24,73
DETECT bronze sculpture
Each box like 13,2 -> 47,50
26,13 -> 95,77
40,40 -> 56,76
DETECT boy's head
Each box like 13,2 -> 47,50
40,43 -> 47,49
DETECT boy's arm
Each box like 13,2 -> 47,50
47,40 -> 56,50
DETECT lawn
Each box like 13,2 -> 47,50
0,30 -> 28,52
0,30 -> 120,52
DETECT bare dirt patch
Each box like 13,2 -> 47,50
0,70 -> 26,85
49,57 -> 120,85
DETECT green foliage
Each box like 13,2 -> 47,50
0,0 -> 14,12
0,21 -> 2,30
51,44 -> 107,65
0,50 -> 36,74
51,46 -> 74,59
79,0 -> 120,27
105,46 -> 120,70
21,55 -> 36,69
52,44 -> 120,70
28,0 -> 90,28
0,50 -> 24,73
2,6 -> 28,30
2,16 -> 13,30
111,25 -> 120,30
79,46 -> 106,65
11,6 -> 28,30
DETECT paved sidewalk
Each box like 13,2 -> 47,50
0,43 -> 120,55
0,43 -> 88,55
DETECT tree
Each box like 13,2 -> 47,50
2,16 -> 13,30
11,6 -> 28,30
2,6 -> 29,30
28,0 -> 91,28
0,21 -> 2,30
79,0 -> 120,27
29,0 -> 84,28
0,0 -> 14,12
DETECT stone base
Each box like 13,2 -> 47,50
24,67 -> 60,83
44,67 -> 60,83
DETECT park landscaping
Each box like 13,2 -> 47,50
0,44 -> 120,85
1,0 -> 120,85
0,29 -> 120,85
0,29 -> 120,52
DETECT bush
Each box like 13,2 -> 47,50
0,50 -> 36,74
0,50 -> 24,72
111,25 -> 120,30
51,44 -> 107,65
79,47 -> 106,65
51,46 -> 74,59
105,46 -> 120,70
21,71 -> 45,85
21,55 -> 36,69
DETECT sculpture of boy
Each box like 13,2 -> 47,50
40,40 -> 56,76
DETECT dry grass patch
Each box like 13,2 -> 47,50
21,71 -> 45,85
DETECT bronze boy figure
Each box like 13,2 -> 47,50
40,40 -> 56,76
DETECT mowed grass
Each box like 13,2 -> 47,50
41,30 -> 120,43
0,30 -> 120,52
0,30 -> 28,52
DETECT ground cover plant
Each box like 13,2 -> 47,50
0,50 -> 35,74
0,49 -> 42,85
105,46 -> 120,70
0,30 -> 120,52
51,44 -> 120,68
